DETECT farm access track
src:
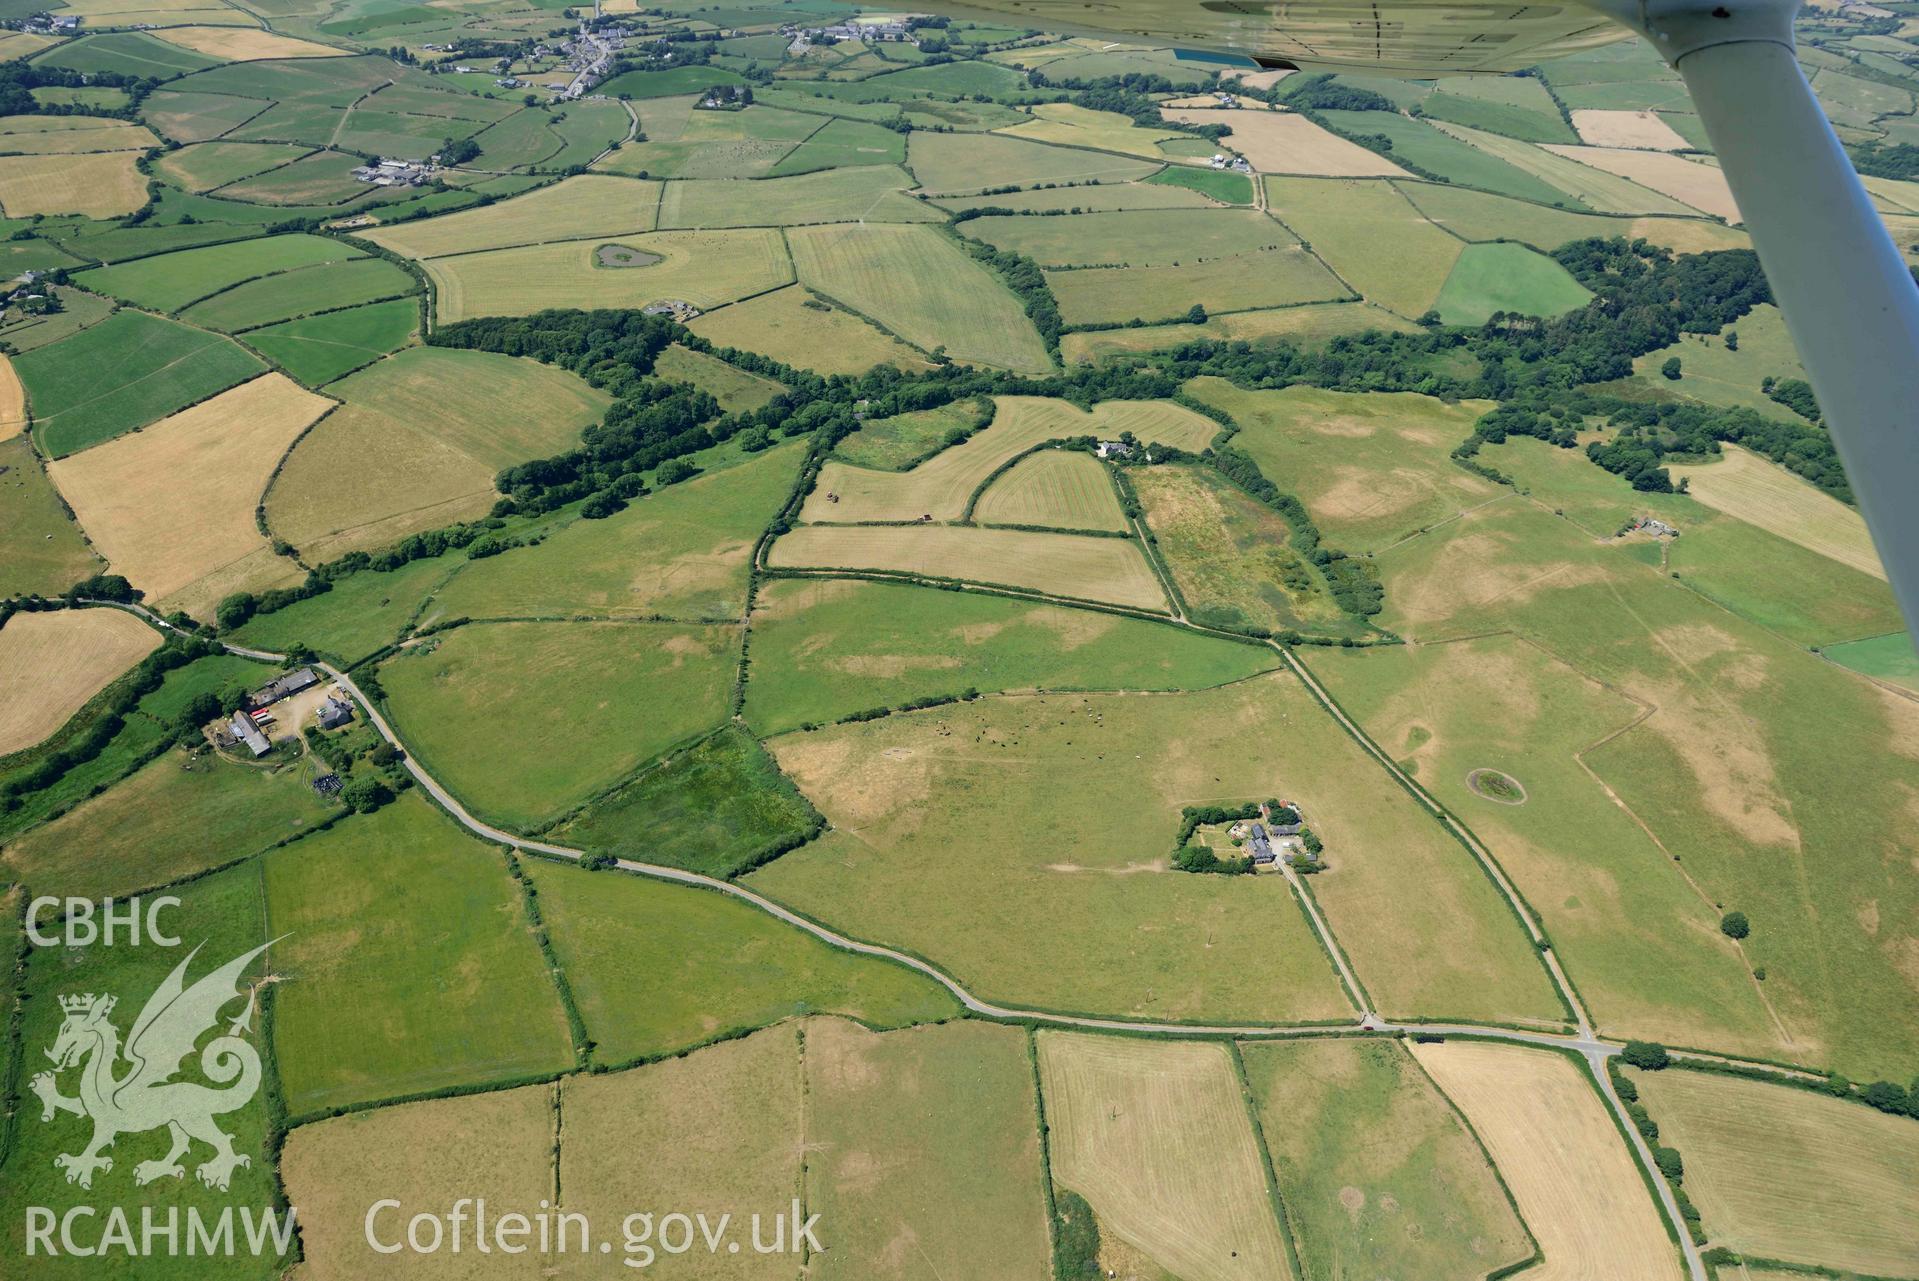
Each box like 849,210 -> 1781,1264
96,595 -> 1710,1280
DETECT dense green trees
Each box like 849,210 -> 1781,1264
1621,1040 -> 1671,1071
1720,910 -> 1750,939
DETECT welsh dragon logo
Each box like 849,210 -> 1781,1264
31,941 -> 275,1192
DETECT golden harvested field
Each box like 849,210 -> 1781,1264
1037,1032 -> 1296,1281
1627,1067 -> 1919,1276
973,448 -> 1127,531
0,152 -> 145,217
1162,108 -> 1409,175
268,348 -> 608,561
767,524 -> 1169,610
688,286 -> 932,376
148,26 -> 348,60
425,228 -> 791,322
561,1025 -> 802,1281
360,174 -> 661,259
0,31 -> 56,59
803,396 -> 1218,522
282,1085 -> 555,1281
0,608 -> 159,755
0,354 -> 23,442
48,374 -> 326,616
1542,144 -> 1744,220
1570,109 -> 1690,150
0,114 -> 155,153
807,1018 -> 1052,1281
1410,1042 -> 1679,1281
1669,445 -> 1884,580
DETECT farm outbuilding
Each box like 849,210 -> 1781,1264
229,713 -> 270,757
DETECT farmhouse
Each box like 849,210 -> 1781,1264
1095,440 -> 1133,459
247,666 -> 319,711
1630,515 -> 1680,538
1247,823 -> 1277,865
228,712 -> 271,758
317,696 -> 354,730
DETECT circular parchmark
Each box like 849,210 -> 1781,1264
1466,768 -> 1527,805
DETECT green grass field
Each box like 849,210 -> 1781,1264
1316,110 -> 1572,205
831,397 -> 987,469
1187,379 -> 1500,553
652,342 -> 785,410
359,173 -> 660,258
154,140 -> 312,192
18,309 -> 265,457
1134,463 -> 1364,636
788,222 -> 1052,372
655,163 -> 937,228
1421,74 -> 1578,143
1823,631 -> 1919,691
376,620 -> 739,830
523,856 -> 958,1065
181,257 -> 416,332
1147,163 -> 1254,203
1243,1038 -> 1532,1279
1631,302 -> 1807,418
76,234 -> 364,312
741,577 -> 1281,733
240,297 -> 419,386
551,725 -> 820,875
973,448 -> 1127,531
1266,176 -> 1464,319
1,747 -> 338,900
428,442 -> 802,622
807,1018 -> 1052,1281
1434,241 -> 1594,324
0,862 -> 288,1281
1047,248 -> 1348,325
753,673 -> 1560,1026
962,207 -> 1296,268
907,129 -> 1159,192
686,283 -> 934,375
769,116 -> 905,175
0,434 -> 97,596
229,551 -> 462,665
265,794 -> 575,1114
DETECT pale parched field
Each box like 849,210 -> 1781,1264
1410,1042 -> 1680,1281
0,608 -> 160,755
1669,445 -> 1885,580
767,524 -> 1170,611
1570,108 -> 1690,150
281,1085 -> 554,1281
786,222 -> 1053,374
1162,108 -> 1410,176
1626,1066 -> 1919,1276
1037,1032 -> 1296,1281
1431,121 -> 1702,216
807,1018 -> 1052,1281
0,152 -> 146,218
48,373 -> 326,616
1061,300 -> 1415,364
1047,248 -> 1349,326
560,1025 -> 803,1281
361,174 -> 661,259
803,396 -> 1218,523
973,449 -> 1128,532
753,674 -> 1559,1026
1541,144 -> 1744,220
425,228 -> 792,322
0,354 -> 23,442
149,26 -> 349,61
